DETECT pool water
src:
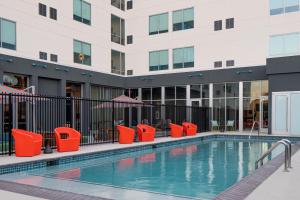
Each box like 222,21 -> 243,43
24,139 -> 282,200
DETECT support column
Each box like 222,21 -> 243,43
239,81 -> 244,132
0,69 -> 4,84
60,79 -> 67,97
30,75 -> 38,94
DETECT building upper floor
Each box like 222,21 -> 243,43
0,0 -> 300,76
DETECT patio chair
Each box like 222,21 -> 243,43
12,129 -> 42,157
211,120 -> 220,131
227,120 -> 235,131
137,124 -> 155,142
117,125 -> 135,144
182,122 -> 197,136
169,123 -> 183,138
54,127 -> 81,152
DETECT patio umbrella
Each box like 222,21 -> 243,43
95,95 -> 147,108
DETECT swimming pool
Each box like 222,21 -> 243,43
0,138 -> 286,200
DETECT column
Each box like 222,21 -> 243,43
239,82 -> 244,132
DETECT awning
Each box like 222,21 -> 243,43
0,84 -> 28,95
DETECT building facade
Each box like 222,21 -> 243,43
0,0 -> 300,135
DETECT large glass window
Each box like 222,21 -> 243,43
173,47 -> 194,69
0,18 -> 16,50
149,50 -> 169,71
73,40 -> 91,66
111,50 -> 125,75
270,0 -> 299,15
269,33 -> 299,57
149,13 -> 168,35
111,15 -> 125,45
111,0 -> 125,11
173,7 -> 194,31
73,0 -> 91,25
213,83 -> 239,131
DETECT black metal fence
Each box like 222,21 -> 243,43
0,93 -> 211,155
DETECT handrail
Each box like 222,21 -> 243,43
255,139 -> 292,172
250,121 -> 260,136
281,139 -> 292,168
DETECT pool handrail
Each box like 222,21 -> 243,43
255,139 -> 292,172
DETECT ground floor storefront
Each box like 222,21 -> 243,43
0,53 -> 300,136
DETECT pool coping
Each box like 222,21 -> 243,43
214,141 -> 300,200
0,179 -> 110,200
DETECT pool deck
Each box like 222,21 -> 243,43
0,131 -> 299,200
245,147 -> 300,200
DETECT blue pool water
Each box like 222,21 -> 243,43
26,139 -> 283,200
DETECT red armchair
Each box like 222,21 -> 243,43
137,124 -> 155,142
12,129 -> 42,157
54,127 -> 80,152
182,122 -> 198,136
169,123 -> 183,138
117,125 -> 135,144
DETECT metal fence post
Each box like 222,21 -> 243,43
112,101 -> 115,143
8,94 -> 13,156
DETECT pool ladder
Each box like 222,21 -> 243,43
255,139 -> 292,172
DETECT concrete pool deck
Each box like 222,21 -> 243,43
246,148 -> 300,200
0,132 -> 299,200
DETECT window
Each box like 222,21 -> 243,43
73,40 -> 91,66
50,7 -> 57,20
226,18 -> 234,29
127,35 -> 133,44
173,8 -> 194,31
73,0 -> 91,25
226,60 -> 235,67
269,33 -> 299,57
111,50 -> 125,75
111,0 -> 125,11
149,13 -> 168,35
173,47 -> 194,69
50,54 -> 58,62
0,18 -> 16,50
214,61 -> 222,68
127,70 -> 133,75
111,15 -> 125,45
149,50 -> 169,71
127,1 -> 133,10
39,3 -> 47,17
270,0 -> 299,15
214,20 -> 222,31
39,52 -> 47,60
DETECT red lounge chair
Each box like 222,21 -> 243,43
137,124 -> 155,142
182,122 -> 197,136
54,127 -> 80,152
169,123 -> 183,138
12,129 -> 42,157
117,125 -> 135,144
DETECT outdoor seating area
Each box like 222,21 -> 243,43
10,121 -> 198,157
0,92 -> 211,156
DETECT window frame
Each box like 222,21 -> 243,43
50,7 -> 57,20
149,50 -> 169,71
269,32 -> 300,58
73,39 -> 92,66
0,18 -> 17,50
172,7 -> 194,32
149,13 -> 169,35
73,0 -> 91,25
173,46 -> 194,69
39,3 -> 47,17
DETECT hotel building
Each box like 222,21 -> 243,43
0,0 -> 300,135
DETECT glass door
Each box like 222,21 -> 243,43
290,93 -> 300,135
260,96 -> 269,133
